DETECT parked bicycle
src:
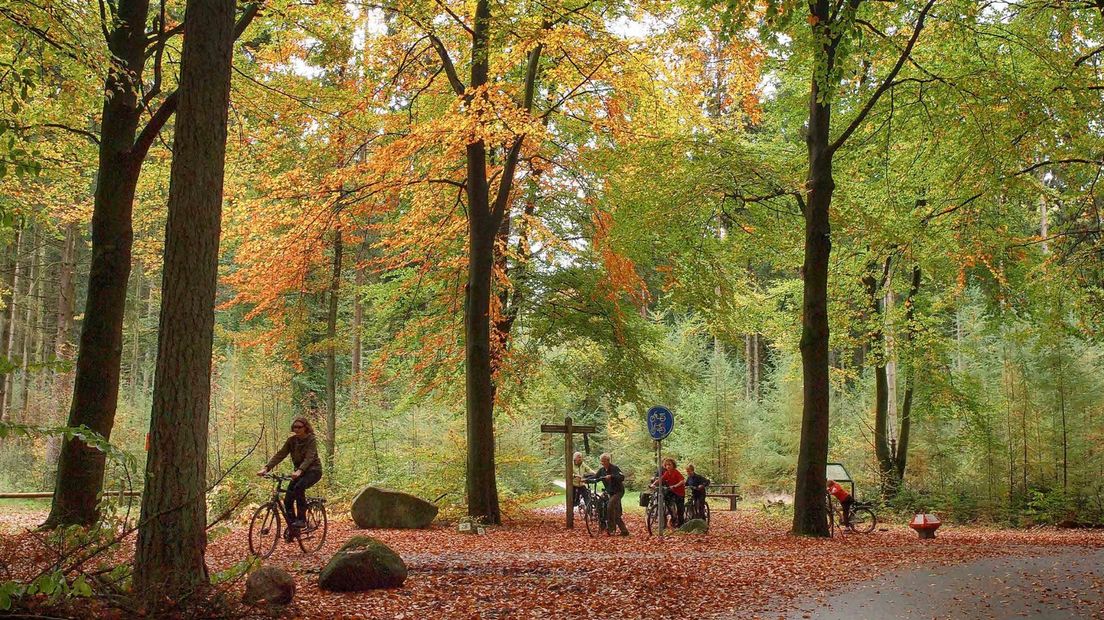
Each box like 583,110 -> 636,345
249,473 -> 328,557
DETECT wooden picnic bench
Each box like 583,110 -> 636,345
706,483 -> 742,510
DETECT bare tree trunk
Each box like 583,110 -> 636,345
45,0 -> 258,530
325,227 -> 342,479
866,257 -> 896,495
1,226 -> 25,423
31,234 -> 47,413
792,43 -> 834,535
18,225 -> 39,419
44,0 -> 150,528
130,265 -> 143,403
133,0 -> 236,602
50,222 -> 78,430
351,241 -> 364,382
894,266 -> 921,484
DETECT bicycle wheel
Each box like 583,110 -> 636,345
249,503 -> 281,558
848,506 -> 877,534
583,499 -> 598,537
645,500 -> 656,536
297,500 -> 328,552
702,499 -> 711,526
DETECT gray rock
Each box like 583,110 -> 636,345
350,486 -> 438,529
242,566 -> 295,605
677,518 -> 709,534
318,536 -> 408,592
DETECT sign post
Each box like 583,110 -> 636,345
540,416 -> 597,529
646,405 -> 675,534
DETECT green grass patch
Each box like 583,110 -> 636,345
0,498 -> 49,512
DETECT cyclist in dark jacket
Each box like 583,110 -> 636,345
595,453 -> 629,535
257,416 -> 323,529
685,464 -> 710,499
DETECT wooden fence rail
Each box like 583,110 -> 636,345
0,491 -> 141,499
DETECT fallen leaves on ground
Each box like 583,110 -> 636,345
2,508 -> 1101,619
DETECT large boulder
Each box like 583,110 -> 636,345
350,486 -> 438,529
677,519 -> 709,534
242,566 -> 295,605
318,536 -> 407,592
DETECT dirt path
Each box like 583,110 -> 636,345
781,547 -> 1104,619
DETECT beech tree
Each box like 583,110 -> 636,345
44,0 -> 259,528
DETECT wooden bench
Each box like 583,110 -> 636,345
705,483 -> 742,511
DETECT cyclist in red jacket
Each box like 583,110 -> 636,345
827,479 -> 854,526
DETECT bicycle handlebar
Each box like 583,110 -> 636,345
262,473 -> 295,481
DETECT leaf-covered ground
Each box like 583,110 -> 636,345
3,507 -> 1102,618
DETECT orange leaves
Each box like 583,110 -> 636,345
592,209 -> 649,309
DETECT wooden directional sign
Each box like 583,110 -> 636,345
540,423 -> 597,434
540,416 -> 596,529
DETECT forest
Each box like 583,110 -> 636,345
1,0 -> 1103,616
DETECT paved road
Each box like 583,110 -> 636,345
784,548 -> 1104,619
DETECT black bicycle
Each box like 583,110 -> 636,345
581,477 -> 610,537
685,486 -> 711,525
249,474 -> 328,557
826,493 -> 877,535
645,484 -> 681,535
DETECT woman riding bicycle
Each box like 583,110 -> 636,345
257,417 -> 323,531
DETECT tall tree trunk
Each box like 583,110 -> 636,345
792,0 -> 835,537
48,222 -> 78,468
351,240 -> 365,382
31,234 -> 47,407
133,0 -> 235,602
45,0 -> 258,529
1,226 -> 25,423
458,0 -> 544,525
790,0 -> 932,535
866,257 -> 896,495
19,225 -> 39,418
325,227 -> 342,479
894,266 -> 921,484
44,0 -> 150,528
130,265 -> 143,403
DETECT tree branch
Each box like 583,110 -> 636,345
829,0 -> 937,154
428,34 -> 466,96
130,2 -> 262,161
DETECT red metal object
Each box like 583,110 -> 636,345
909,513 -> 941,539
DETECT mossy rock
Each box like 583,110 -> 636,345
242,566 -> 295,605
350,486 -> 438,529
677,519 -> 709,534
318,536 -> 407,591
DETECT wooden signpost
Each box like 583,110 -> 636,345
540,416 -> 596,529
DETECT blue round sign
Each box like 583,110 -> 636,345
646,406 -> 674,440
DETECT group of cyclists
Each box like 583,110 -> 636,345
258,414 -> 866,544
571,452 -> 711,535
